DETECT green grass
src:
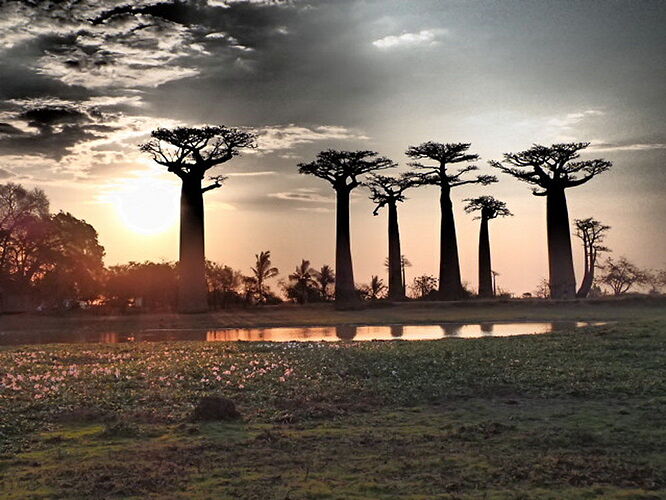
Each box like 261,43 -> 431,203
1,306 -> 665,498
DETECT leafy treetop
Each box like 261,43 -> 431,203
365,173 -> 420,215
140,126 -> 257,192
298,150 -> 396,191
490,142 -> 611,196
405,142 -> 497,187
464,196 -> 512,220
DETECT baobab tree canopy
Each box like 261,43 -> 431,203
298,150 -> 396,191
490,142 -> 611,195
365,173 -> 418,215
464,196 -> 513,220
140,126 -> 256,188
406,142 -> 497,187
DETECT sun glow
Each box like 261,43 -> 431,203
100,172 -> 180,235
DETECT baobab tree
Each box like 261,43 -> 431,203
464,196 -> 512,298
406,142 -> 496,300
366,173 -> 417,301
140,126 -> 256,313
491,143 -> 611,299
574,217 -> 610,298
298,150 -> 395,307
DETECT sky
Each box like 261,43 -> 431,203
0,0 -> 665,295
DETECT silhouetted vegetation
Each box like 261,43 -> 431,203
0,183 -> 104,312
491,143 -> 611,299
298,150 -> 395,308
366,173 -> 418,301
599,256 -> 648,295
140,126 -> 256,313
464,196 -> 512,298
406,142 -> 497,300
574,217 -> 610,298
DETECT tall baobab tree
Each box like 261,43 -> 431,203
298,150 -> 395,307
574,217 -> 610,298
366,173 -> 417,301
491,143 -> 611,299
140,126 -> 256,313
464,196 -> 512,298
406,142 -> 497,300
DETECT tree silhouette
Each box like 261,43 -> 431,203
251,250 -> 278,304
410,274 -> 438,299
406,142 -> 496,300
464,196 -> 512,298
573,217 -> 610,298
491,142 -> 611,299
313,264 -> 335,301
360,275 -> 387,301
298,150 -> 395,307
140,126 -> 256,313
288,259 -> 317,304
366,173 -> 417,301
599,256 -> 647,295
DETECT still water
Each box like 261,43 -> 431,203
0,321 -> 605,345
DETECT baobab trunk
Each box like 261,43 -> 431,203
387,202 -> 404,301
477,216 -> 493,298
178,177 -> 208,313
546,187 -> 576,299
439,184 -> 464,300
335,188 -> 359,307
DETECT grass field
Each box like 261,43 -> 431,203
1,299 -> 665,498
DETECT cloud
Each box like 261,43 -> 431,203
268,188 -> 334,203
547,109 -> 605,129
255,124 -> 369,153
226,170 -> 277,177
0,168 -> 14,179
588,142 -> 666,153
372,29 -> 448,50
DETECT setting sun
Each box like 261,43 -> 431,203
100,173 -> 179,235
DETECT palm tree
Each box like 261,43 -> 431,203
366,173 -> 418,301
464,196 -> 512,298
298,150 -> 395,307
251,250 -> 278,303
361,275 -> 387,301
288,259 -> 316,304
313,264 -> 335,301
491,143 -> 611,299
406,142 -> 497,300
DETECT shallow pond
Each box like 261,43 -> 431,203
0,321 -> 605,345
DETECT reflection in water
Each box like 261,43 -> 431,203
0,321 -> 607,345
390,325 -> 404,338
440,323 -> 464,337
551,321 -> 577,331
